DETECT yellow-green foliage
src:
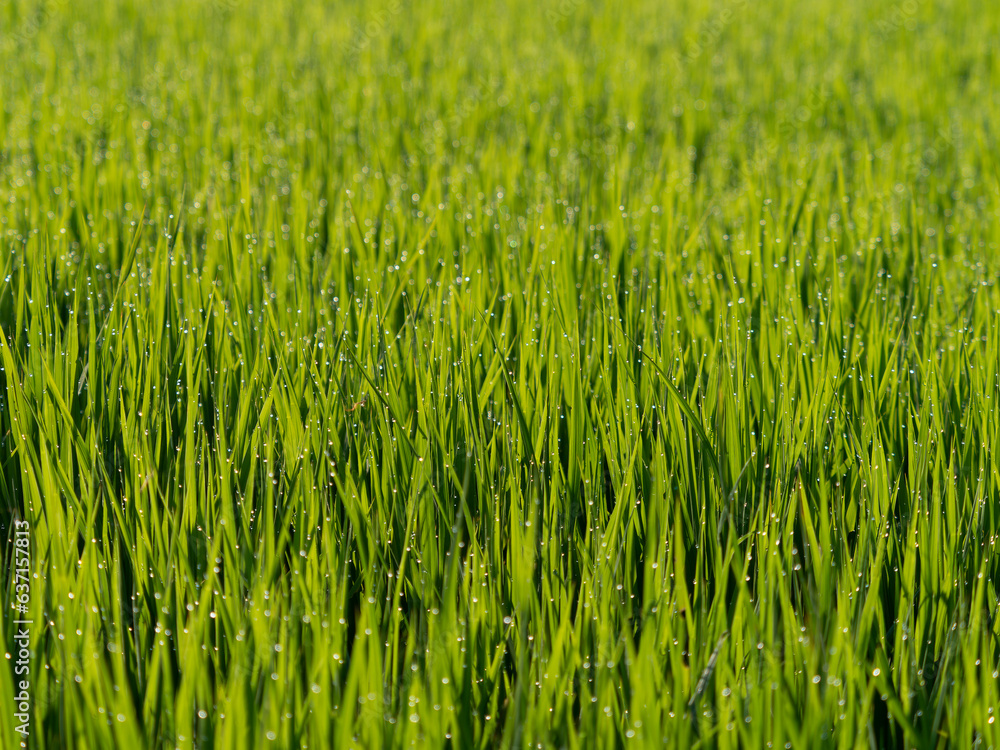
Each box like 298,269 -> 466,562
1,0 -> 999,747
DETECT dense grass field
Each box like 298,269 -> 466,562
2,0 -> 1000,747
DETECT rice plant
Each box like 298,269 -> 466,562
1,0 -> 999,747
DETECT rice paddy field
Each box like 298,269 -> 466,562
2,0 -> 1000,747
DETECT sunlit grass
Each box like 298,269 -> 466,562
2,0 -> 1000,747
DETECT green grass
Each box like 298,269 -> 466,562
2,0 -> 1000,747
